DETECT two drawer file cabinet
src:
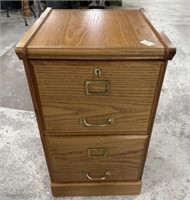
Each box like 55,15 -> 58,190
15,8 -> 176,196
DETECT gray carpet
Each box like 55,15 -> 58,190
0,0 -> 190,199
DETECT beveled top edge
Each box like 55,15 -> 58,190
25,47 -> 165,60
139,8 -> 176,60
15,8 -> 176,61
15,7 -> 52,59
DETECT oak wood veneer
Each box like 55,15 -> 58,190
15,8 -> 176,197
46,135 -> 148,182
32,60 -> 162,134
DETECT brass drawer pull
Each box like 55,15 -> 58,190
86,171 -> 111,180
80,117 -> 115,127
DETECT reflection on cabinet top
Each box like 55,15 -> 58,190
15,8 -> 176,60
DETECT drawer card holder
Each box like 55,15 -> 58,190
85,80 -> 110,96
85,171 -> 111,181
88,148 -> 107,158
80,117 -> 115,127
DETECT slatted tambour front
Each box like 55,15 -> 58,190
15,8 -> 176,196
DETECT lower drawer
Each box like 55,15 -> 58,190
46,135 -> 148,182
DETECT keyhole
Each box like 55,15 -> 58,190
93,68 -> 102,77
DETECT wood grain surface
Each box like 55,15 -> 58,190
140,8 -> 176,60
46,135 -> 148,182
17,9 -> 169,60
15,9 -> 177,60
51,181 -> 142,196
16,7 -> 52,60
31,60 -> 162,134
29,9 -> 163,48
15,8 -> 176,197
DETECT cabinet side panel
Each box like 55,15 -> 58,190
22,58 -> 54,181
140,61 -> 168,178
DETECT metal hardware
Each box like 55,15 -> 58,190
88,148 -> 107,158
85,80 -> 110,96
80,117 -> 115,127
93,68 -> 102,77
86,171 -> 111,180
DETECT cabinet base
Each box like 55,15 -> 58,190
51,181 -> 142,197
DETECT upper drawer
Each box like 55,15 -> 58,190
46,135 -> 148,182
31,60 -> 162,134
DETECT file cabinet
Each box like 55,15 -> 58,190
16,8 -> 176,196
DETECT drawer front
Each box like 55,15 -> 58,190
32,60 -> 162,134
46,135 -> 148,182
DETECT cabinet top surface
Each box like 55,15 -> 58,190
29,9 -> 162,48
16,8 -> 176,60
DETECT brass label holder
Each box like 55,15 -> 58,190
85,80 -> 110,96
87,148 -> 107,158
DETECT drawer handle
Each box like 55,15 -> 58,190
80,117 -> 115,127
86,171 -> 111,180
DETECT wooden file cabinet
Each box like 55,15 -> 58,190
15,8 -> 176,196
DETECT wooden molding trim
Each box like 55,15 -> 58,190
158,32 -> 176,60
26,47 -> 165,60
140,61 -> 168,178
51,181 -> 142,196
15,9 -> 172,61
22,58 -> 54,181
140,8 -> 176,60
15,7 -> 52,59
